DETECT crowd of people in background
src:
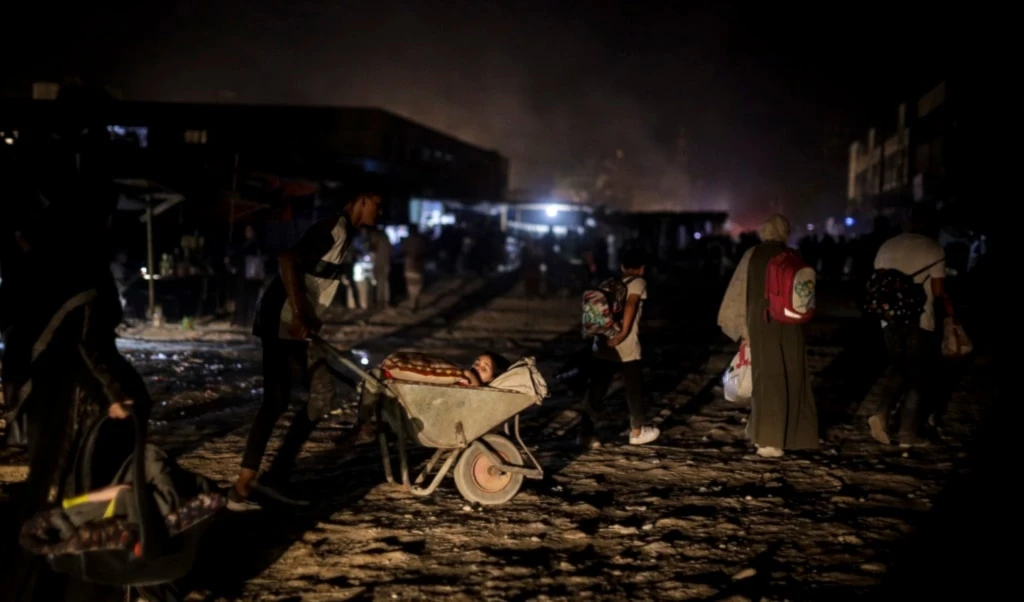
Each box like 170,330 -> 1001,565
108,215 -> 518,329
711,206 -> 984,457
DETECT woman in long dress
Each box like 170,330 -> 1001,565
717,214 -> 819,457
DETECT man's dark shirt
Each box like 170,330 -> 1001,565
253,216 -> 355,339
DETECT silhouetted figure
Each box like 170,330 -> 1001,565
403,225 -> 427,311
229,193 -> 382,510
229,224 -> 267,327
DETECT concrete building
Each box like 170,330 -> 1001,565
0,93 -> 509,235
846,79 -> 960,227
848,103 -> 910,217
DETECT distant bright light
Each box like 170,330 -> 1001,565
844,217 -> 855,227
545,205 -> 558,218
3,138 -> 13,145
693,232 -> 702,240
360,357 -> 369,366
806,224 -> 815,231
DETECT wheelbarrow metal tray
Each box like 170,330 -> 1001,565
385,381 -> 538,449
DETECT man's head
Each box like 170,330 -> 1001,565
244,224 -> 256,240
344,193 -> 382,228
907,204 -> 939,238
620,246 -> 647,277
472,351 -> 512,385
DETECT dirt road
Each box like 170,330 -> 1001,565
1,276 -> 996,600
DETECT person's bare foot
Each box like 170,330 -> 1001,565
234,470 -> 257,497
755,445 -> 784,458
227,480 -> 260,511
868,414 -> 891,445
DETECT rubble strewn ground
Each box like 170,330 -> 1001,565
0,276 -> 998,600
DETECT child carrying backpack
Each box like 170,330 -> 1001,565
578,247 -> 659,447
581,275 -> 637,338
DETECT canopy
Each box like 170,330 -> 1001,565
113,179 -> 185,222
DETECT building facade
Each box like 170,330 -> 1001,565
847,103 -> 911,217
0,93 -> 509,230
846,80 -> 959,226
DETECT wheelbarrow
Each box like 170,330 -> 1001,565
311,335 -> 544,505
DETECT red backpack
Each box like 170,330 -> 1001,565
764,249 -> 816,324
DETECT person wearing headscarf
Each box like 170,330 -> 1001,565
718,214 -> 819,457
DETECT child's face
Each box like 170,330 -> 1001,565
472,355 -> 496,384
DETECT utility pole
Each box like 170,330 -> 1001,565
228,151 -> 239,242
145,197 -> 155,319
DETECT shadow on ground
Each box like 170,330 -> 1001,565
878,357 -> 1007,599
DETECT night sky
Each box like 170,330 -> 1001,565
4,1 -> 958,225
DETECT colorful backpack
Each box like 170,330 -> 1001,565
581,276 -> 635,338
764,249 -> 816,324
862,258 -> 942,326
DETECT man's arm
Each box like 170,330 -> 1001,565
279,249 -> 318,326
609,294 -> 641,347
928,249 -> 954,320
931,277 -> 954,320
281,218 -> 338,337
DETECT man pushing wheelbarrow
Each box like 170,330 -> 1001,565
227,192 -> 382,511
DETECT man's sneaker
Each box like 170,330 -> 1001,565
868,414 -> 891,445
629,425 -> 660,446
755,445 -> 784,458
226,487 -> 262,512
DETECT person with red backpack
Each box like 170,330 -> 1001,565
718,215 -> 819,457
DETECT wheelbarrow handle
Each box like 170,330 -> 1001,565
307,333 -> 386,392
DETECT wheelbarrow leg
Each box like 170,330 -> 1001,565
397,420 -> 411,489
410,449 -> 460,497
514,415 -> 544,480
415,449 -> 444,485
379,431 -> 395,485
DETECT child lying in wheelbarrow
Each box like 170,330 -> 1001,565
457,352 -> 513,387
379,351 -> 512,387
341,351 -> 512,445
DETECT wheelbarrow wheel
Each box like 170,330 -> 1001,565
453,434 -> 524,506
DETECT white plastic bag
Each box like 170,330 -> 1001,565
723,341 -> 752,402
941,317 -> 973,358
